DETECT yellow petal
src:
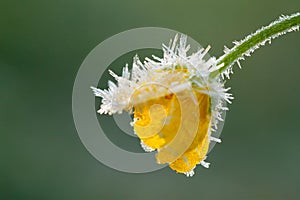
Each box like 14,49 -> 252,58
132,69 -> 212,174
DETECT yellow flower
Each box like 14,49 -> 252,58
91,35 -> 233,176
133,82 -> 211,175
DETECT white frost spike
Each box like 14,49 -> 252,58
223,45 -> 230,54
200,160 -> 210,168
184,169 -> 195,177
91,86 -> 104,97
232,40 -> 240,45
210,136 -> 222,143
140,141 -> 155,152
237,60 -> 242,69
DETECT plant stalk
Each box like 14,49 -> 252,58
210,12 -> 300,79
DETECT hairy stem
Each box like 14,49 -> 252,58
210,12 -> 300,79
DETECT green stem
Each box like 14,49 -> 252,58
210,12 -> 300,79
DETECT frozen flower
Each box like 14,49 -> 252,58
92,34 -> 233,176
90,12 -> 300,177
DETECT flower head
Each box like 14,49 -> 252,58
90,12 -> 300,176
92,34 -> 233,176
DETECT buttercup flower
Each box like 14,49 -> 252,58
91,12 -> 299,176
91,35 -> 233,176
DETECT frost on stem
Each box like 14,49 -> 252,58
210,12 -> 300,79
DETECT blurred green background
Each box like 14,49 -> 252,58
1,0 -> 300,199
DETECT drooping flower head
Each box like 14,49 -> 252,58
91,34 -> 233,176
90,13 -> 300,177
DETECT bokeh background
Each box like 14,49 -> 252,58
1,0 -> 300,199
